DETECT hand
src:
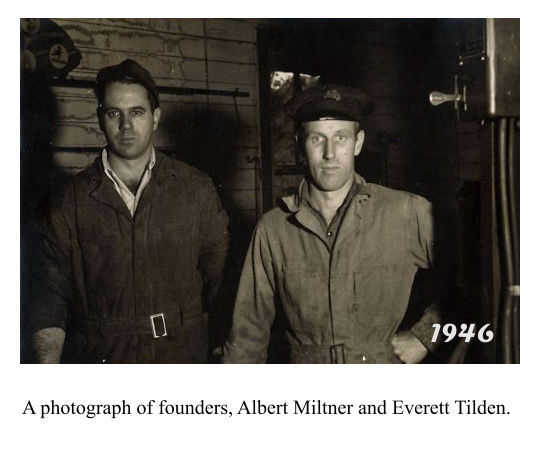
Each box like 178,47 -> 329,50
391,331 -> 428,364
32,327 -> 65,364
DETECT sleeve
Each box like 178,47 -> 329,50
222,222 -> 277,363
26,185 -> 74,333
198,177 -> 230,307
408,194 -> 435,270
407,194 -> 443,352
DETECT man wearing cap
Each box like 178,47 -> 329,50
29,59 -> 229,363
223,85 -> 440,364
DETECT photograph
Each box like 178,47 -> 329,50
20,18 -> 520,364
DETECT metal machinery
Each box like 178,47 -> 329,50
430,19 -> 520,363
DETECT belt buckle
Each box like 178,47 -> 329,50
149,313 -> 168,338
330,344 -> 346,364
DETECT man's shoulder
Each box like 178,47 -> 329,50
366,182 -> 430,209
157,152 -> 215,188
158,153 -> 207,178
46,159 -> 97,202
367,182 -> 414,200
67,154 -> 102,186
253,203 -> 295,238
260,205 -> 289,222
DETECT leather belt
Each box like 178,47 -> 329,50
289,343 -> 400,364
78,310 -> 202,338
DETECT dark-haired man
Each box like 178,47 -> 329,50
29,59 -> 229,363
223,85 -> 440,364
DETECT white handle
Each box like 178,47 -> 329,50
429,91 -> 462,106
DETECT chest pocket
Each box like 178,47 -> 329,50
281,265 -> 328,333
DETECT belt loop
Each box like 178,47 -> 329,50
330,344 -> 346,364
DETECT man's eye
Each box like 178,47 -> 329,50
130,109 -> 145,117
310,135 -> 323,144
106,110 -> 119,118
335,135 -> 348,143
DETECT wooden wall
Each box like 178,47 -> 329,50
49,18 -> 262,230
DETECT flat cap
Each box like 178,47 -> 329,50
96,59 -> 159,107
286,84 -> 373,122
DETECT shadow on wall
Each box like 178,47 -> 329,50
21,71 -> 64,224
159,106 -> 254,350
20,71 -> 66,362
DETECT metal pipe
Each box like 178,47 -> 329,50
49,77 -> 250,98
512,298 -> 520,363
502,292 -> 513,363
508,118 -> 519,282
507,117 -> 520,363
489,121 -> 499,337
497,118 -> 514,363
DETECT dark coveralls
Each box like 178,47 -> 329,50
28,151 -> 229,363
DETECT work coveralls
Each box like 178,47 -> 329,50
28,151 -> 229,363
224,175 -> 440,363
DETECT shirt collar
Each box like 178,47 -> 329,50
301,177 -> 361,213
281,173 -> 371,213
101,146 -> 156,177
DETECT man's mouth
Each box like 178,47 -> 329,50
119,136 -> 136,144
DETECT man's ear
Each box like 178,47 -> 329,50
354,129 -> 365,156
152,107 -> 161,131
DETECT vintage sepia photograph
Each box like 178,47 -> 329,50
20,18 -> 520,364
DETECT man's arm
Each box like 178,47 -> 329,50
32,327 -> 66,363
27,187 -> 73,363
393,194 -> 442,363
223,222 -> 277,363
198,178 -> 230,307
197,178 -> 230,357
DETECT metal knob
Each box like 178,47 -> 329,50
429,75 -> 468,114
429,91 -> 462,106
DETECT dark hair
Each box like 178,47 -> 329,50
96,77 -> 159,112
95,59 -> 160,111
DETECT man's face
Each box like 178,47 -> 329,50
302,120 -> 364,192
99,82 -> 160,161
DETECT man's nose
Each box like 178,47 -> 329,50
323,139 -> 336,160
119,113 -> 133,130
